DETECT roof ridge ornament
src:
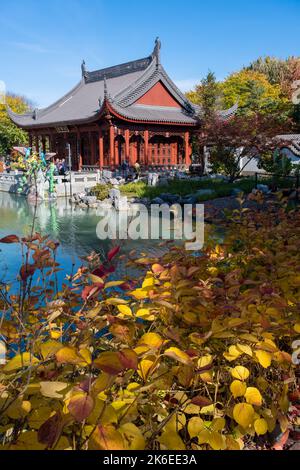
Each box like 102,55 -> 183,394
104,75 -> 108,99
32,108 -> 38,120
81,60 -> 87,79
154,37 -> 161,68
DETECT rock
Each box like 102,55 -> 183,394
257,184 -> 270,194
160,193 -> 181,204
181,194 -> 198,204
148,173 -> 159,187
195,189 -> 215,197
85,195 -> 97,205
109,188 -> 121,201
88,203 -> 98,209
109,178 -> 120,186
151,197 -> 165,205
115,196 -> 130,211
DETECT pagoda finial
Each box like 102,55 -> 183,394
154,37 -> 161,67
104,75 -> 108,99
81,60 -> 87,78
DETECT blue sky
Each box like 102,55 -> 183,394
0,0 -> 299,108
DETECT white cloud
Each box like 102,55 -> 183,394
174,78 -> 199,92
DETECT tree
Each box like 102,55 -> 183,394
220,70 -> 291,118
196,112 -> 290,182
246,56 -> 300,98
186,71 -> 222,117
257,148 -> 293,177
0,93 -> 31,156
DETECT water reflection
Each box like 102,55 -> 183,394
0,192 -> 168,282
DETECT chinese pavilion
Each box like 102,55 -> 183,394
8,39 -> 237,171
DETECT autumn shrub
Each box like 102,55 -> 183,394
0,195 -> 299,450
90,183 -> 112,201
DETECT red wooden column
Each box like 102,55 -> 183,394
77,131 -> 83,170
125,129 -> 130,163
98,131 -> 104,168
144,130 -> 149,167
109,125 -> 115,168
184,131 -> 191,166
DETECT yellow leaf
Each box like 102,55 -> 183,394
254,418 -> 268,435
142,275 -> 156,289
40,381 -> 69,399
244,387 -> 263,406
10,431 -> 45,450
93,352 -> 124,375
164,413 -> 186,433
209,431 -> 226,450
159,431 -> 186,450
293,323 -> 300,333
211,418 -> 226,432
56,347 -> 87,366
230,380 -> 247,398
231,366 -> 250,381
164,347 -> 192,365
28,406 -> 53,429
138,332 -> 165,349
129,289 -> 148,300
255,350 -> 272,368
7,399 -> 31,419
119,423 -> 145,450
89,424 -> 124,450
237,344 -> 252,356
79,348 -> 92,365
188,417 -> 204,438
88,273 -> 104,284
105,298 -> 128,305
137,359 -> 155,381
3,352 -> 39,372
233,403 -> 255,428
87,399 -> 118,426
40,340 -> 62,360
198,428 -> 211,444
105,280 -> 126,289
136,308 -> 155,321
117,305 -> 133,317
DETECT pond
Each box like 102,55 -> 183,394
0,192 -> 169,287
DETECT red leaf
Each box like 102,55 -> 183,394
68,392 -> 94,422
81,284 -> 103,301
118,349 -> 138,370
0,234 -> 20,244
191,395 -> 213,407
19,263 -> 36,281
107,246 -> 120,262
272,430 -> 290,450
93,264 -> 115,278
38,412 -> 63,448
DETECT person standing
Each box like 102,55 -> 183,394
134,161 -> 141,180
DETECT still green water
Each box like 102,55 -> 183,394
0,192 -> 168,285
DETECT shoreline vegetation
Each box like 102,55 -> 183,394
0,192 -> 299,450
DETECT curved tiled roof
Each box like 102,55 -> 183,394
7,39 -> 237,129
277,134 -> 300,156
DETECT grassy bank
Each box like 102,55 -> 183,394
119,176 -> 297,201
